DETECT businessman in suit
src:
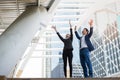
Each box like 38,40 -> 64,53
74,19 -> 94,78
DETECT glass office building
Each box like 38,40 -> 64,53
89,1 -> 120,77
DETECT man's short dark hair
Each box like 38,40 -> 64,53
84,28 -> 89,34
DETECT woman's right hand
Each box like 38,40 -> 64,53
51,26 -> 57,32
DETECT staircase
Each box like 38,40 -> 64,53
1,76 -> 120,80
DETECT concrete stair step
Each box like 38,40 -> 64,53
6,78 -> 120,80
1,76 -> 120,80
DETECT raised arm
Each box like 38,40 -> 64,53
52,26 -> 65,42
69,20 -> 73,41
74,26 -> 81,40
88,19 -> 93,38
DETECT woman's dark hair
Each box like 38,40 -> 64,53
84,28 -> 89,34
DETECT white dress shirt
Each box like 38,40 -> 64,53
81,35 -> 88,49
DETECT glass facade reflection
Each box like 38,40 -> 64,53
89,2 -> 120,77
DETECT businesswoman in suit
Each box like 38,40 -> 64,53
52,20 -> 73,78
74,20 -> 94,78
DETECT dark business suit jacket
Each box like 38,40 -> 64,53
75,27 -> 94,51
57,28 -> 73,51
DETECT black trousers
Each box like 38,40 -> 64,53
63,50 -> 73,77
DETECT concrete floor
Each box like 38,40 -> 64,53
1,76 -> 120,80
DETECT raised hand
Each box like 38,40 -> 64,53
74,26 -> 77,31
69,20 -> 72,28
51,26 -> 57,32
89,19 -> 93,27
